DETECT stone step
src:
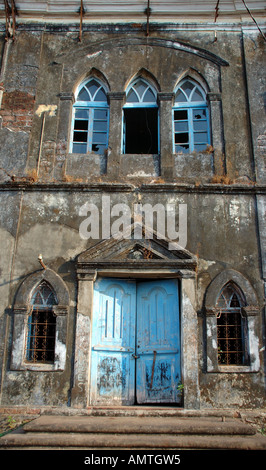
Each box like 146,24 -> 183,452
0,405 -> 264,419
22,415 -> 256,436
1,414 -> 265,450
1,430 -> 266,450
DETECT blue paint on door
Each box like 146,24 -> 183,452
90,279 -> 136,405
136,280 -> 180,404
91,278 -> 180,405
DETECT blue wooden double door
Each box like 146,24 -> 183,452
91,278 -> 181,405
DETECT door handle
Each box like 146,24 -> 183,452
132,354 -> 140,359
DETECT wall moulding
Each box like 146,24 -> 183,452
56,37 -> 229,67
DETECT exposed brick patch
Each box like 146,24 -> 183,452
257,131 -> 266,154
39,140 -> 56,180
56,139 -> 67,160
55,139 -> 68,180
0,90 -> 35,132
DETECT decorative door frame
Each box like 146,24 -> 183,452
71,223 -> 200,409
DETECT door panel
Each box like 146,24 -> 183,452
91,278 -> 180,405
136,280 -> 181,404
90,278 -> 136,405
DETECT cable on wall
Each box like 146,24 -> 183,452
240,0 -> 266,41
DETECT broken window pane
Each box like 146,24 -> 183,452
174,110 -> 188,121
175,132 -> 189,144
193,109 -> 207,120
72,79 -> 109,154
175,144 -> 189,153
173,81 -> 210,153
74,120 -> 88,131
73,131 -> 88,143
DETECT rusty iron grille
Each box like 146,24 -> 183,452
26,281 -> 57,364
216,284 -> 248,366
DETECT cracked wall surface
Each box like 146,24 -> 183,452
0,22 -> 265,409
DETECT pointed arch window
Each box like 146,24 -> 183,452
173,78 -> 210,153
123,78 -> 159,154
216,283 -> 249,366
26,281 -> 57,364
71,78 -> 109,155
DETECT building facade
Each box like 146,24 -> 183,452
0,1 -> 265,410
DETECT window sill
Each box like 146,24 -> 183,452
217,365 -> 253,373
122,153 -> 159,156
10,362 -> 64,372
22,363 -> 64,372
68,151 -> 105,157
121,154 -> 160,177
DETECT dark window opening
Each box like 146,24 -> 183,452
26,281 -> 57,364
124,108 -> 158,154
216,284 -> 249,366
26,309 -> 56,363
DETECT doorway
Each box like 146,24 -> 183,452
90,278 -> 181,405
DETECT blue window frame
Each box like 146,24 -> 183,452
122,78 -> 159,154
173,79 -> 210,153
71,78 -> 109,155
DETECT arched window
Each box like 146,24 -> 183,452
216,283 -> 249,366
123,78 -> 159,154
26,281 -> 57,364
71,78 -> 109,155
173,78 -> 210,153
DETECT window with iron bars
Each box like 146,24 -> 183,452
216,283 -> 249,366
26,281 -> 57,364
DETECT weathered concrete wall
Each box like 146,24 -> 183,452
0,24 -> 265,408
0,27 -> 263,184
0,187 -> 264,407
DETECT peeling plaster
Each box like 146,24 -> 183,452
198,258 -> 216,271
249,318 -> 260,371
35,105 -> 57,117
11,331 -> 25,369
55,332 -> 66,370
86,51 -> 102,59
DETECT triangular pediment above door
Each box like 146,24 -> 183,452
77,222 -> 197,274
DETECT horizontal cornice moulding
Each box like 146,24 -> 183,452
0,182 -> 265,195
0,22 -> 265,34
0,0 -> 265,16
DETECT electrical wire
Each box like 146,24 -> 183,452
241,0 -> 266,41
